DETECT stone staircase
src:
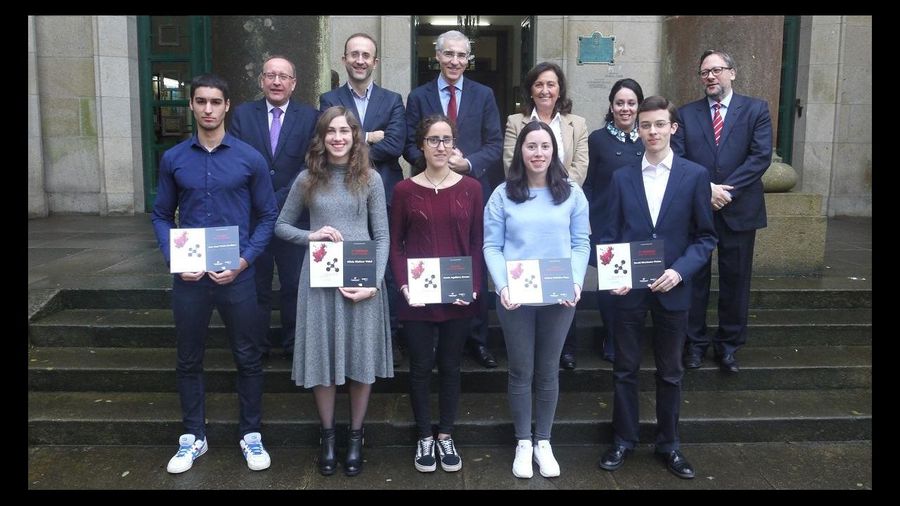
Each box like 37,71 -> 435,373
28,283 -> 872,449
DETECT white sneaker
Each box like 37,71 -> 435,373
166,434 -> 207,474
240,432 -> 271,471
533,440 -> 560,477
512,439 -> 533,478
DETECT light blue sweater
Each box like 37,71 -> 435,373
483,182 -> 590,296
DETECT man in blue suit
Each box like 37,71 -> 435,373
321,33 -> 406,361
404,30 -> 503,368
230,55 -> 320,359
596,96 -> 717,480
671,50 -> 773,374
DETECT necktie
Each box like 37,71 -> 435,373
270,107 -> 282,156
446,85 -> 457,125
712,102 -> 723,146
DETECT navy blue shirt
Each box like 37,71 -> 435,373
151,133 -> 279,283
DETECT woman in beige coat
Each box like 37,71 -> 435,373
503,62 -> 589,187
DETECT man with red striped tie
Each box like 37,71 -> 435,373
671,50 -> 773,375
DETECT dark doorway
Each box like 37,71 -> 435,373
412,16 -> 533,126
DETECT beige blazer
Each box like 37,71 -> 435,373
502,112 -> 589,186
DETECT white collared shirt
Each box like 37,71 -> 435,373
530,109 -> 565,165
641,149 -> 674,227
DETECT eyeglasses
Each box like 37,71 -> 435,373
262,72 -> 294,82
638,121 -> 672,130
345,51 -> 374,61
424,136 -> 456,148
698,66 -> 732,78
440,50 -> 471,62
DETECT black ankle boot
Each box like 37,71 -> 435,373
318,427 -> 337,476
344,427 -> 364,476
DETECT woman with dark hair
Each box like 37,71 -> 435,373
580,78 -> 646,364
502,62 -> 589,186
389,114 -> 484,473
484,120 -> 590,479
275,105 -> 392,477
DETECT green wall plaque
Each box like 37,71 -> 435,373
577,32 -> 615,65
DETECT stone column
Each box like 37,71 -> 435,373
212,16 -> 328,110
661,16 -> 827,275
28,15 -> 48,218
660,15 -> 783,139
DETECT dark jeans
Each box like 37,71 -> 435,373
612,297 -> 686,453
254,236 -> 304,353
404,318 -> 470,438
173,276 -> 264,439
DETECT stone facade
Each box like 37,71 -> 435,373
27,15 -> 871,219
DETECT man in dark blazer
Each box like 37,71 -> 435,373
320,32 -> 406,360
671,50 -> 773,374
229,55 -> 320,358
596,96 -> 717,480
404,30 -> 503,368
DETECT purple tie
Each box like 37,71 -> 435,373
270,107 -> 282,156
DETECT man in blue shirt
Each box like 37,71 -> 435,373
151,73 -> 279,474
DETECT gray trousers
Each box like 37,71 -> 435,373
497,303 -> 575,441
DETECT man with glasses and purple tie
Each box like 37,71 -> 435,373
671,50 -> 773,375
404,30 -> 503,369
230,55 -> 321,361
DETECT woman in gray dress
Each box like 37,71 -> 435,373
275,106 -> 392,477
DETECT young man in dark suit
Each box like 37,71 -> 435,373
229,56 -> 321,359
596,96 -> 717,479
320,33 -> 406,362
671,50 -> 773,374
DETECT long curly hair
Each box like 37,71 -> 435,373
302,106 -> 370,202
506,120 -> 571,205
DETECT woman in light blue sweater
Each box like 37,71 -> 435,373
483,120 -> 590,479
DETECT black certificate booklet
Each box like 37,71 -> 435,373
309,240 -> 377,288
505,258 -> 573,304
595,239 -> 665,290
407,256 -> 473,304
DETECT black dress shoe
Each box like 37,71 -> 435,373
597,444 -> 631,471
560,353 -> 576,370
718,353 -> 739,374
657,449 -> 695,479
472,345 -> 498,368
683,352 -> 703,369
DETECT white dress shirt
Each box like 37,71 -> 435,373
641,149 -> 674,227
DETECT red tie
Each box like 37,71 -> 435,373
712,102 -> 723,146
446,85 -> 457,125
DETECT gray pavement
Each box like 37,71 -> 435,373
27,215 -> 872,490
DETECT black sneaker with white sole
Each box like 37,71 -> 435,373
436,437 -> 462,472
414,437 -> 437,472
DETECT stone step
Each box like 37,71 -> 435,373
28,345 -> 871,393
29,308 -> 873,349
45,281 -> 872,311
27,389 -> 872,447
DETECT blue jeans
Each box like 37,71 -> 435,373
172,275 -> 264,439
